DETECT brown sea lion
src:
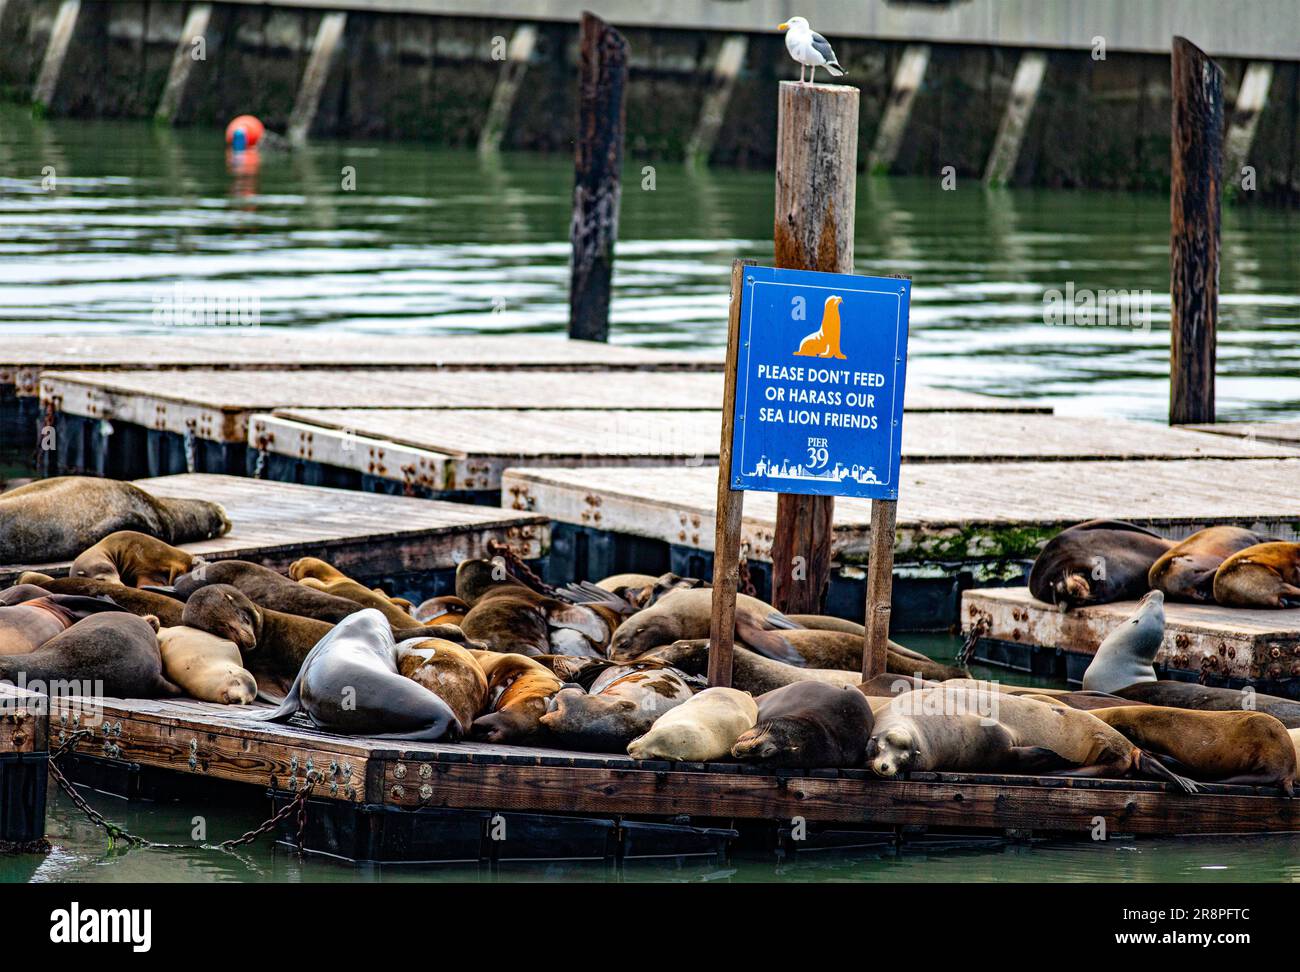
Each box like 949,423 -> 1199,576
773,629 -> 964,679
0,612 -> 180,698
538,663 -> 694,752
1113,681 -> 1300,730
15,572 -> 54,586
288,556 -> 413,622
1148,526 -> 1272,603
413,595 -> 469,626
867,685 -> 1198,791
69,530 -> 198,587
1080,590 -> 1165,694
628,687 -> 758,761
1094,705 -> 1296,793
731,681 -> 874,768
29,576 -> 187,626
1029,519 -> 1174,608
0,476 -> 229,565
1212,542 -> 1300,608
457,560 -> 612,658
0,588 -> 129,655
174,560 -> 365,624
396,638 -> 488,735
468,650 -> 564,744
157,626 -> 257,704
608,589 -> 803,664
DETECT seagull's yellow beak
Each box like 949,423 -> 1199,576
777,22 -> 789,31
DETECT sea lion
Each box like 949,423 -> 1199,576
768,629 -> 964,679
1113,681 -> 1300,730
538,663 -> 694,752
0,612 -> 180,698
1290,728 -> 1300,770
1094,705 -> 1296,793
457,560 -> 613,658
1080,590 -> 1165,694
1029,519 -> 1174,608
288,556 -> 413,622
395,638 -> 488,735
157,626 -> 257,704
468,650 -> 564,744
15,572 -> 54,586
866,684 -> 1198,791
1212,542 -> 1300,608
0,589 -> 129,655
26,577 -> 187,626
413,595 -> 469,625
608,588 -> 803,664
0,476 -> 229,564
731,681 -> 873,768
69,530 -> 198,587
251,609 -> 459,740
175,560 -> 366,624
1148,526 -> 1272,603
627,687 -> 758,762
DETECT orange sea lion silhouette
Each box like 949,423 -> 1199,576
793,295 -> 846,359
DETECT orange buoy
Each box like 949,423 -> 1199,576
224,115 -> 265,150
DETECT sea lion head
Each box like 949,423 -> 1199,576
470,708 -> 537,744
539,687 -> 635,739
69,551 -> 120,583
182,584 -> 262,653
731,722 -> 795,763
1054,572 -> 1093,607
865,726 -> 919,778
455,558 -> 528,605
608,614 -> 680,661
217,667 -> 258,705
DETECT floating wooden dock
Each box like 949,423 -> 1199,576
962,586 -> 1300,687
0,685 -> 48,851
1184,421 -> 1300,447
0,474 -> 548,598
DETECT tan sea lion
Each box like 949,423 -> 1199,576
1289,728 -> 1300,769
772,629 -> 964,679
539,663 -> 694,752
732,681 -> 873,768
0,612 -> 179,698
608,589 -> 803,664
1212,542 -> 1300,608
289,556 -> 413,621
1094,705 -> 1296,793
627,687 -> 758,762
413,595 -> 469,626
1080,591 -> 1164,694
468,650 -> 564,744
16,572 -> 54,586
157,626 -> 257,704
69,530 -> 198,587
396,638 -> 488,735
0,476 -> 229,564
0,586 -> 129,655
867,685 -> 1198,791
1113,681 -> 1300,729
1029,519 -> 1174,608
1148,526 -> 1272,603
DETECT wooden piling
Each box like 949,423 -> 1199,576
32,0 -> 81,111
1169,36 -> 1224,427
1224,61 -> 1273,189
568,12 -> 628,344
287,10 -> 348,146
685,34 -> 748,169
983,51 -> 1047,186
770,80 -> 858,615
478,24 -> 538,155
868,44 -> 928,174
154,3 -> 213,124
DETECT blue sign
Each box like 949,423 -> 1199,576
730,266 -> 910,500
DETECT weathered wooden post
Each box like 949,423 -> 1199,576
568,12 -> 628,343
770,81 -> 858,614
1169,36 -> 1223,426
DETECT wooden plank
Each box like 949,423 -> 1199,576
962,586 -> 1300,682
1224,61 -> 1273,185
477,23 -> 538,154
1183,421 -> 1300,447
0,473 -> 548,584
501,458 -> 1300,564
0,684 -> 47,754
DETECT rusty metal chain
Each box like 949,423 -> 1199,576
218,774 -> 317,851
957,615 -> 989,668
486,538 -> 556,597
736,545 -> 758,598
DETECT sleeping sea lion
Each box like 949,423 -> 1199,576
1212,542 -> 1300,609
175,560 -> 365,624
1080,590 -> 1165,694
27,576 -> 187,626
1029,519 -> 1174,608
69,530 -> 198,587
395,638 -> 488,735
157,626 -> 257,704
538,662 -> 694,752
1113,681 -> 1300,729
0,612 -> 180,698
1148,526 -> 1272,603
288,556 -> 413,622
0,587 -> 128,655
251,609 -> 459,740
0,476 -> 229,564
627,687 -> 758,762
457,560 -> 613,658
770,629 -> 964,679
731,681 -> 874,768
413,595 -> 469,626
468,650 -> 564,744
608,589 -> 803,664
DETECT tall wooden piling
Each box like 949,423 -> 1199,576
478,24 -> 538,155
568,12 -> 628,343
32,0 -> 81,111
287,11 -> 348,146
685,34 -> 748,169
1169,36 -> 1223,427
770,81 -> 858,615
155,3 -> 213,124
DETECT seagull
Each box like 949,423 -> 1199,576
778,16 -> 845,84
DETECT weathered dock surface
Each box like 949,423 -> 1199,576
501,459 -> 1300,564
1184,421 -> 1300,447
962,586 -> 1300,685
0,473 -> 547,587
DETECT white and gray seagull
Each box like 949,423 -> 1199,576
778,16 -> 845,84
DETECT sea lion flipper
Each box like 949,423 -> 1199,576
152,674 -> 185,698
1003,745 -> 1076,774
1134,751 -> 1201,794
737,620 -> 806,667
763,610 -> 802,631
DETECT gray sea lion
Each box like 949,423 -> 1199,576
627,687 -> 758,761
1029,519 -> 1174,608
0,476 -> 229,565
1080,590 -> 1164,694
69,530 -> 199,587
1113,681 -> 1300,730
1212,542 -> 1300,608
608,589 -> 803,664
538,663 -> 693,752
468,650 -> 564,744
731,681 -> 874,768
1148,526 -> 1272,603
0,611 -> 180,698
1094,705 -> 1296,793
157,626 -> 257,704
251,609 -> 460,740
0,587 -> 129,655
867,685 -> 1198,791
395,638 -> 488,735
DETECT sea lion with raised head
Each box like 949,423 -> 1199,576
468,650 -> 564,744
1029,519 -> 1174,608
0,586 -> 129,654
251,609 -> 460,740
731,681 -> 873,768
628,687 -> 758,762
608,588 -> 803,664
157,626 -> 257,704
538,662 -> 694,752
0,611 -> 179,698
1080,590 -> 1165,694
69,530 -> 199,587
1148,526 -> 1272,603
0,476 -> 229,564
1212,542 -> 1300,609
395,638 -> 488,735
1113,681 -> 1300,729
